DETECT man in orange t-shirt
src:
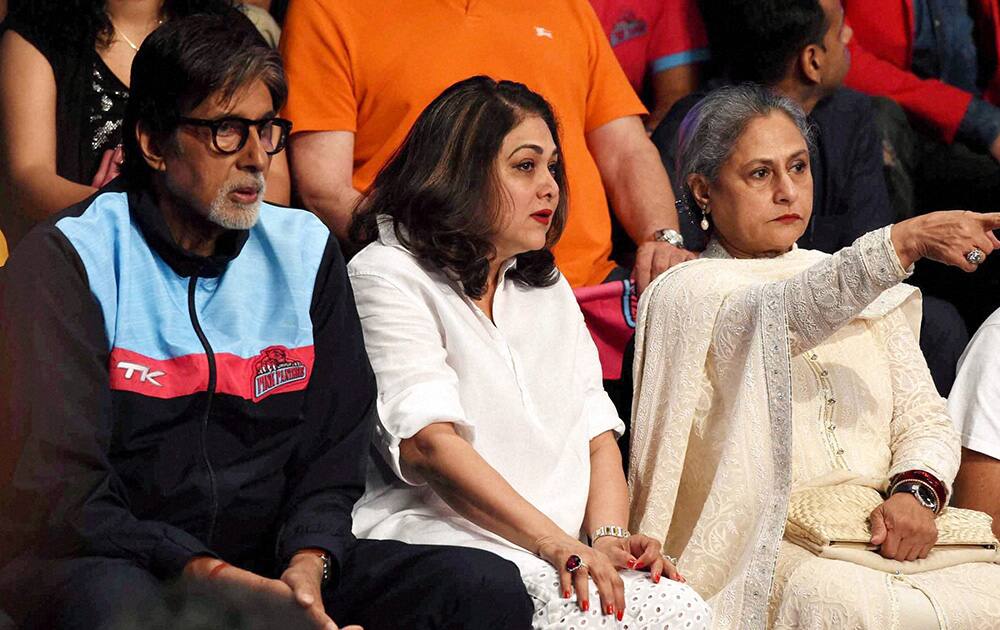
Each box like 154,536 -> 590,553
280,0 -> 694,289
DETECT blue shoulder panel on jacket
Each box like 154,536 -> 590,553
56,196 -> 331,365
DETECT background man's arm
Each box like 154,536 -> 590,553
289,131 -> 361,240
587,115 -> 695,291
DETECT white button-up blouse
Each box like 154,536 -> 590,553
348,220 -> 624,567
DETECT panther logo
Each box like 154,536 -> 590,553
252,346 -> 308,401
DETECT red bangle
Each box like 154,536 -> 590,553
207,561 -> 231,579
890,469 -> 947,507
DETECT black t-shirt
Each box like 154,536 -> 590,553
0,16 -> 129,249
2,16 -> 128,186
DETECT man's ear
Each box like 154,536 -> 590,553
136,122 -> 169,172
800,43 -> 824,85
687,173 -> 711,210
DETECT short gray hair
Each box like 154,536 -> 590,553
676,84 -> 814,203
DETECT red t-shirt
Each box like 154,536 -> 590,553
590,0 -> 710,94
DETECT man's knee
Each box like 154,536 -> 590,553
424,547 -> 533,628
14,557 -> 164,630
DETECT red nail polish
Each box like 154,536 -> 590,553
563,590 -> 570,598
582,601 -> 590,612
653,574 -> 661,583
617,609 -> 624,621
635,562 -> 645,570
606,604 -> 614,615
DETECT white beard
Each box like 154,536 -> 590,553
208,174 -> 266,230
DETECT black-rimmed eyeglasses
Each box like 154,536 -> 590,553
176,116 -> 293,155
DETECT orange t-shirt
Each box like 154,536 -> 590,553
280,0 -> 646,287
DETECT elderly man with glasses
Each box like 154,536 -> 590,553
0,14 -> 531,630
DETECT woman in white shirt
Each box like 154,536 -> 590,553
347,76 -> 710,629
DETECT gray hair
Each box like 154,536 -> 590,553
676,84 -> 814,203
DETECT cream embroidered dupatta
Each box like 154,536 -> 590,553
627,228 -> 919,629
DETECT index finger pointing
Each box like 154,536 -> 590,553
977,212 -> 1000,230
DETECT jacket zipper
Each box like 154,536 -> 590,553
188,275 -> 219,546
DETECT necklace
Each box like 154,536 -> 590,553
108,16 -> 163,52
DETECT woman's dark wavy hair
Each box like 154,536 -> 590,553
350,76 -> 568,299
7,0 -> 236,50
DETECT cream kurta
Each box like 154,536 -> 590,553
629,228 -> 1000,629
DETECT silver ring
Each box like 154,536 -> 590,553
966,248 -> 986,265
663,554 -> 678,566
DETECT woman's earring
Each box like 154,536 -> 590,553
700,204 -> 710,231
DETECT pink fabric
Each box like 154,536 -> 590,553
590,0 -> 710,93
574,279 -> 638,380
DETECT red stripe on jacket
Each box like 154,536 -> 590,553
109,345 -> 315,401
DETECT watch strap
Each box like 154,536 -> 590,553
889,469 -> 946,512
890,480 -> 940,514
300,549 -> 331,584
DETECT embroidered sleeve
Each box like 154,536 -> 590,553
874,309 -> 961,491
713,227 -> 910,361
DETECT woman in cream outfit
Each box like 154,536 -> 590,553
628,85 -> 1000,629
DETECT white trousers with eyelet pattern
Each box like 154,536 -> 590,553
521,561 -> 712,630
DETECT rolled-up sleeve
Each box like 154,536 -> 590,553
572,304 -> 625,441
349,273 -> 475,485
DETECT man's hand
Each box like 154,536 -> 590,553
281,552 -> 361,630
185,556 -> 295,598
184,556 -> 360,630
634,241 -> 697,293
870,493 -> 938,561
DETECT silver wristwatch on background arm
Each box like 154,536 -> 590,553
653,228 -> 685,249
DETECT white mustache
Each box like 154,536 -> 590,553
223,173 -> 266,196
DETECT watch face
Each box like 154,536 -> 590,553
915,484 -> 936,506
901,483 -> 937,511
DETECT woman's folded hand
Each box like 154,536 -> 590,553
869,493 -> 939,561
592,534 -> 685,583
536,534 -> 625,619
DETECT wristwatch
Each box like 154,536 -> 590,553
653,228 -> 685,249
301,549 -> 332,584
317,551 -> 331,584
590,525 -> 630,544
891,481 -> 940,514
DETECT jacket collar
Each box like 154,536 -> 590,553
118,177 -> 250,278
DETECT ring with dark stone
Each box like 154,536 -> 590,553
565,554 -> 587,573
